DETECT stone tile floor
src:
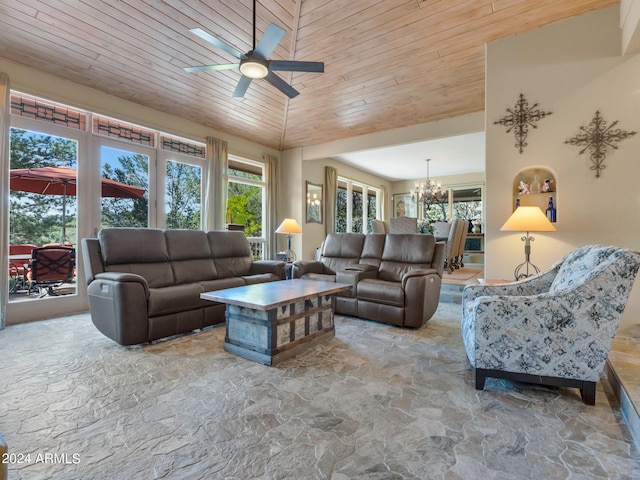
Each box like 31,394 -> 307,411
1,303 -> 639,479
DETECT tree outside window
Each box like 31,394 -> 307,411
9,128 -> 78,245
166,160 -> 201,229
335,179 -> 380,233
226,157 -> 266,259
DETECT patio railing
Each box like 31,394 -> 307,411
248,238 -> 264,261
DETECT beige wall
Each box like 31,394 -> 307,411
485,5 -> 640,330
299,158 -> 393,261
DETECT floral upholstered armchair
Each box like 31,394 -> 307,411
462,244 -> 640,404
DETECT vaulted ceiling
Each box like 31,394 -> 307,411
0,0 -> 617,152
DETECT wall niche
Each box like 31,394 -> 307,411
512,167 -> 556,218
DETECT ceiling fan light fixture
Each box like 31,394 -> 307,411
239,57 -> 269,79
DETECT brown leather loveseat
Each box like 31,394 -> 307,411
292,233 -> 444,328
81,228 -> 284,346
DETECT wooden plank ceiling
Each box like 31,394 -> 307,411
0,0 -> 617,151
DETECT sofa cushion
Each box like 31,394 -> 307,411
148,283 -> 205,316
360,234 -> 385,269
200,277 -> 246,294
358,278 -> 404,307
320,233 -> 365,273
100,228 -> 169,264
378,234 -> 436,282
100,228 -> 174,288
166,229 -> 217,284
207,231 -> 253,277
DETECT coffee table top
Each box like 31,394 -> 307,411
200,279 -> 352,310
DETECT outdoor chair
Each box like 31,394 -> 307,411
9,244 -> 36,293
461,244 -> 640,405
29,246 -> 76,297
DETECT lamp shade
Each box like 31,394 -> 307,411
500,206 -> 556,232
276,218 -> 303,235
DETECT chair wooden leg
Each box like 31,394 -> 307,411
473,368 -> 486,390
581,382 -> 596,405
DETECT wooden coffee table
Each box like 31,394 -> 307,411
201,279 -> 351,366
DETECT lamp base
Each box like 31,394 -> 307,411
285,249 -> 296,263
514,260 -> 540,280
514,232 -> 539,280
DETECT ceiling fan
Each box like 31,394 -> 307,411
184,1 -> 324,98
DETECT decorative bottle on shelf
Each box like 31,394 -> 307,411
546,196 -> 556,222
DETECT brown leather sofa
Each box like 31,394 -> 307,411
292,233 -> 444,328
81,228 -> 284,346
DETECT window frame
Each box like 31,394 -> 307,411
336,176 -> 381,234
227,154 -> 267,260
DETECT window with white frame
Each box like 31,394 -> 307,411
336,177 -> 380,233
227,155 -> 266,259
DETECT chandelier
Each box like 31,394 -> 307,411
411,158 -> 448,210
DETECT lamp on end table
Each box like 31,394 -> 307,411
276,218 -> 303,264
500,206 -> 556,280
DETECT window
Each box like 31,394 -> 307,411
451,186 -> 482,222
10,128 -> 79,246
100,145 -> 150,229
420,185 -> 483,224
336,177 -> 380,233
165,160 -> 202,229
7,91 -> 208,318
227,156 -> 266,259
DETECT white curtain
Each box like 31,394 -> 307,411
265,154 -> 278,259
380,185 -> 388,220
203,137 -> 228,231
0,73 -> 9,329
325,166 -> 337,235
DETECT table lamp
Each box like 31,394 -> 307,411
275,218 -> 303,262
500,206 -> 556,280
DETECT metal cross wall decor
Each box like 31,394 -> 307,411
564,110 -> 636,178
494,93 -> 552,154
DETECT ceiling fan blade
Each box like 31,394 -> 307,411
184,64 -> 239,73
232,76 -> 253,98
254,23 -> 286,59
269,60 -> 324,73
264,71 -> 299,98
190,28 -> 245,59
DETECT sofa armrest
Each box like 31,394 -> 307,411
344,264 -> 377,272
94,271 -> 150,297
88,272 -> 150,346
292,261 -> 325,278
250,260 -> 285,278
462,266 -> 558,307
336,268 -> 377,296
401,268 -> 439,289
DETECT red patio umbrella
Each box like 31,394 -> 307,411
10,166 -> 146,242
